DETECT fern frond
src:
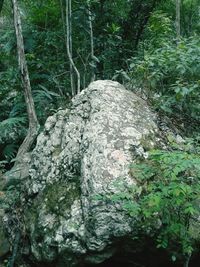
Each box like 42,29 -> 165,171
33,85 -> 61,102
0,117 -> 26,128
9,102 -> 26,117
0,117 -> 27,141
38,85 -> 61,97
3,143 -> 18,161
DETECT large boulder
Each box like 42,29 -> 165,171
0,209 -> 9,258
23,80 -> 164,266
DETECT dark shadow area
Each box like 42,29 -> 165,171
86,254 -> 200,267
86,253 -> 181,267
85,251 -> 200,267
85,239 -> 200,267
190,252 -> 200,267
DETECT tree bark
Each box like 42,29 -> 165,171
176,0 -> 181,41
12,0 -> 39,162
68,0 -> 75,95
59,0 -> 75,96
66,0 -> 80,94
87,2 -> 96,82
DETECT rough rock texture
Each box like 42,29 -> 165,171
23,80 -> 163,266
0,209 -> 9,258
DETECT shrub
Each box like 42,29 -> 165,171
96,138 -> 200,266
129,37 -> 200,121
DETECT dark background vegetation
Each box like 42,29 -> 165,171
0,1 -> 200,266
0,0 -> 199,164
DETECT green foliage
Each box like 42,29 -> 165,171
0,0 -> 200,164
129,37 -> 200,120
104,139 -> 200,264
2,144 -> 19,161
23,0 -> 60,27
0,117 -> 26,134
181,0 -> 200,35
142,11 -> 174,49
0,116 -> 26,161
0,1 -> 200,266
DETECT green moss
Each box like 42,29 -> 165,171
140,133 -> 156,151
24,176 -> 81,226
43,178 -> 81,215
24,198 -> 39,227
52,146 -> 62,158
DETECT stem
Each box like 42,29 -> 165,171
69,0 -> 75,96
183,254 -> 191,267
60,0 -> 75,96
66,0 -> 80,94
87,2 -> 95,82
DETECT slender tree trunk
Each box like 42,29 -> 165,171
87,2 -> 95,82
183,254 -> 191,267
12,0 -> 39,162
68,0 -> 75,95
59,0 -> 75,96
176,0 -> 181,41
66,0 -> 80,94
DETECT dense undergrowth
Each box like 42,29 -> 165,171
0,1 -> 200,266
0,0 -> 200,166
95,136 -> 200,267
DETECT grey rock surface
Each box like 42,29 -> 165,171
0,209 -> 10,258
23,80 -> 162,266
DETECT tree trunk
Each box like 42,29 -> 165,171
87,2 -> 95,82
68,0 -> 75,96
176,0 -> 181,41
66,0 -> 80,94
183,254 -> 191,267
12,0 -> 39,162
59,0 -> 75,96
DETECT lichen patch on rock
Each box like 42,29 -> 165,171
23,80 -> 164,266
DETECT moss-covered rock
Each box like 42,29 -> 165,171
0,209 -> 9,258
21,80 -> 180,266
